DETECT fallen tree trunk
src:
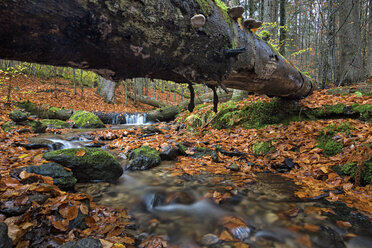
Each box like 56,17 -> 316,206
128,94 -> 168,108
0,0 -> 313,99
147,91 -> 232,122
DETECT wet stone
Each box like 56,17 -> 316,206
0,222 -> 12,248
228,162 -> 240,171
60,238 -> 102,248
160,145 -> 179,161
201,233 -> 220,245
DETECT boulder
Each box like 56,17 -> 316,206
46,107 -> 73,120
25,120 -> 47,133
160,145 -> 179,160
127,146 -> 161,170
41,119 -> 72,129
0,222 -> 12,248
9,109 -> 29,122
11,163 -> 77,191
43,148 -> 123,183
69,111 -> 105,129
60,238 -> 102,248
1,121 -> 16,132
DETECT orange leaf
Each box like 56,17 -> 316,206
75,149 -> 86,157
79,204 -> 89,215
304,224 -> 320,232
59,204 -> 79,220
336,221 -> 352,229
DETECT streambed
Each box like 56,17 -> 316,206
31,127 -> 372,248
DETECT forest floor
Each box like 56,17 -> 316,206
0,74 -> 371,248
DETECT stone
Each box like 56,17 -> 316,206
284,158 -> 295,169
9,109 -> 29,122
41,119 -> 72,129
0,201 -> 31,216
21,163 -> 77,191
191,14 -> 206,28
46,107 -> 73,120
243,18 -> 263,30
160,145 -> 179,160
228,162 -> 240,171
127,146 -> 161,170
1,121 -> 16,132
43,148 -> 123,183
201,233 -> 219,245
228,6 -> 245,19
69,111 -> 105,129
0,222 -> 12,248
60,238 -> 103,248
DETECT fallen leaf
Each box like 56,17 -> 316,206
75,149 -> 86,157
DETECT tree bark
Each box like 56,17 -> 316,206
339,0 -> 364,84
0,0 -> 312,99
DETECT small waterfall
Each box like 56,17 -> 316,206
46,138 -> 82,150
125,113 -> 147,125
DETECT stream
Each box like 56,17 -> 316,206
30,125 -> 372,248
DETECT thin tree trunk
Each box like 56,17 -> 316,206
54,67 -> 57,98
80,70 -> 84,99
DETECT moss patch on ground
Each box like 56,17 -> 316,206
252,141 -> 275,155
316,123 -> 353,157
334,159 -> 372,186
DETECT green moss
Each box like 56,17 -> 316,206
257,30 -> 272,40
130,146 -> 160,160
252,142 -> 275,155
316,122 -> 354,157
196,0 -> 212,16
177,143 -> 188,155
340,160 -> 372,185
9,109 -> 29,122
192,146 -> 213,158
352,104 -> 372,121
1,121 -> 16,132
69,111 -> 105,128
325,104 -> 346,114
41,119 -> 71,129
214,0 -> 232,26
323,140 -> 343,157
246,99 -> 280,129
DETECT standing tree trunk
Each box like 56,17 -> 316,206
54,67 -> 57,98
279,0 -> 286,55
0,0 -> 312,99
339,0 -> 364,85
80,70 -> 84,99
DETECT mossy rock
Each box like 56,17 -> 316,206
69,111 -> 105,128
22,163 -> 76,191
252,142 -> 275,155
17,101 -> 39,114
46,107 -> 73,121
43,148 -> 123,183
127,146 -> 161,171
41,119 -> 72,129
1,121 -> 16,132
24,120 -> 47,133
9,109 -> 29,122
190,146 -> 213,158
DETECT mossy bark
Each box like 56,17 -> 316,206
0,0 -> 312,99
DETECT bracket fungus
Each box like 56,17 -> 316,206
227,6 -> 245,19
191,14 -> 206,28
243,18 -> 263,30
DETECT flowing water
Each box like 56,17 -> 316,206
36,130 -> 372,248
